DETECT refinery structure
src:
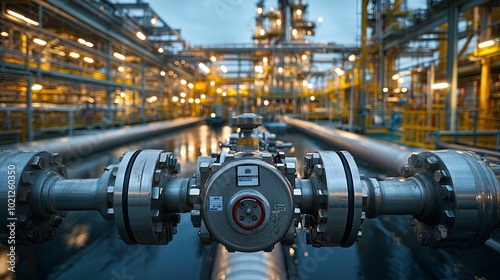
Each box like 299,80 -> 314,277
2,1 -> 500,279
0,0 -> 498,151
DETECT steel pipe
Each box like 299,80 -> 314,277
210,243 -> 288,280
282,116 -> 417,175
3,117 -> 202,158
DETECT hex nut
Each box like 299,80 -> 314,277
409,153 -> 423,167
424,156 -> 439,171
31,156 -> 46,169
189,188 -> 201,205
293,188 -> 302,204
440,185 -> 454,200
434,170 -> 448,183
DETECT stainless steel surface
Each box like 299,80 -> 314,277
411,150 -> 500,248
210,243 -> 287,280
201,158 -> 294,252
2,124 -> 500,279
282,116 -> 416,175
4,117 -> 202,158
302,151 -> 363,247
363,177 -> 429,217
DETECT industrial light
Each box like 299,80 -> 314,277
151,17 -> 157,25
199,63 -> 211,74
318,17 -> 324,23
7,9 -> 39,26
148,96 -> 157,103
307,83 -> 313,89
401,87 -> 408,93
180,98 -> 185,104
195,98 -> 200,104
278,67 -> 283,73
392,74 -> 400,80
77,38 -> 94,48
335,67 -> 345,76
136,31 -> 146,40
1,32 -> 9,37
201,94 -> 206,99
188,83 -> 194,89
296,9 -> 302,16
292,29 -> 298,37
54,50 -> 66,56
263,57 -> 268,63
257,7 -> 263,14
180,92 -> 187,97
33,38 -> 47,46
160,71 -> 166,76
69,52 -> 80,58
210,113 -> 216,118
255,65 -> 263,73
83,57 -> 94,63
303,80 -> 308,86
180,79 -> 187,85
31,84 -> 43,91
172,96 -> 179,102
188,98 -> 194,103
431,82 -> 449,89
113,52 -> 125,60
478,40 -> 495,49
222,92 -> 227,97
301,54 -> 307,61
220,65 -> 228,73
210,81 -> 215,86
158,47 -> 164,53
118,66 -> 125,72
263,100 -> 269,106
210,56 -> 216,62
216,88 -> 222,94
382,87 -> 389,93
120,92 -> 126,98
259,29 -> 266,36
276,19 -> 281,25
310,96 -> 315,101
348,54 -> 356,62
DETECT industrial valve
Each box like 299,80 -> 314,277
1,113 -> 499,253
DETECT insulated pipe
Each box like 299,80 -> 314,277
3,117 -> 203,158
282,116 -> 417,175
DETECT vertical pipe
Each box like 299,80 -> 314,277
140,59 -> 146,123
427,64 -> 434,128
105,41 -> 113,125
27,75 -> 33,141
236,52 -> 242,113
446,3 -> 458,131
360,0 -> 369,133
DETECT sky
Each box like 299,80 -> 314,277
147,0 -> 360,46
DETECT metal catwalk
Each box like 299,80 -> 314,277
3,123 -> 500,280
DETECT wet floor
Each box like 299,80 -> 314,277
2,124 -> 500,279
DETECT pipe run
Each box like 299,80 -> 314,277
3,117 -> 203,158
282,116 -> 418,176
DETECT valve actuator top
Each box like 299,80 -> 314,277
231,113 -> 263,152
230,113 -> 263,131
